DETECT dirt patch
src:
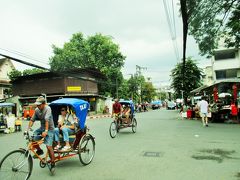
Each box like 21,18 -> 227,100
192,155 -> 223,163
235,172 -> 240,177
192,148 -> 238,163
200,149 -> 235,158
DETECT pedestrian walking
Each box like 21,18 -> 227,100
199,96 -> 209,127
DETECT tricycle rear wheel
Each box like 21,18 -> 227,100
78,134 -> 95,165
132,118 -> 137,133
109,121 -> 117,138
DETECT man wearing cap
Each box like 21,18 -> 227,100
27,96 -> 55,170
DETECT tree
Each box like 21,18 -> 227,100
121,75 -> 157,103
127,75 -> 140,102
141,81 -> 156,103
187,0 -> 239,56
118,79 -> 130,100
50,33 -> 88,71
49,33 -> 126,96
8,68 -> 48,81
8,69 -> 22,81
22,68 -> 47,76
156,91 -> 167,101
170,57 -> 203,102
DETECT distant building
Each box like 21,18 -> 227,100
202,65 -> 213,86
0,58 -> 15,100
11,69 -> 106,112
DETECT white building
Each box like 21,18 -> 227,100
211,46 -> 240,82
0,58 -> 15,100
202,65 -> 214,86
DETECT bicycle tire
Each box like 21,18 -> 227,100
0,149 -> 33,180
109,122 -> 117,138
78,134 -> 95,165
132,118 -> 137,133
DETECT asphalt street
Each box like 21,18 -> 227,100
0,109 -> 240,180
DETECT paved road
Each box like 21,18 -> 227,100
1,109 -> 240,180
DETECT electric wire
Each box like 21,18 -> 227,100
163,0 -> 180,62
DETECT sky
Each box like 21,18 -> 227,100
0,0 -> 211,88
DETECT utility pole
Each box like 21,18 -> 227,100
136,65 -> 147,103
127,74 -> 134,100
116,78 -> 118,99
180,0 -> 189,104
180,90 -> 184,105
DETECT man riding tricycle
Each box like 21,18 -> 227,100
0,97 -> 95,179
109,99 -> 137,138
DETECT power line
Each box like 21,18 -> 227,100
0,47 -> 49,67
0,53 -> 49,70
163,0 -> 180,62
0,51 -> 121,88
171,0 -> 176,38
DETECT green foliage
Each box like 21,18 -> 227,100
49,32 -> 126,96
117,75 -> 156,103
141,81 -> 157,103
187,0 -> 239,56
8,68 -> 48,81
170,57 -> 203,100
50,33 -> 88,71
223,3 -> 240,48
8,69 -> 22,81
118,79 -> 130,100
156,91 -> 167,101
22,68 -> 47,76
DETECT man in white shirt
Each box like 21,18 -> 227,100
199,96 -> 209,127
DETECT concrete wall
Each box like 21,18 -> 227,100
0,59 -> 14,81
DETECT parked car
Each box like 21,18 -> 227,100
151,101 -> 162,110
167,101 -> 176,110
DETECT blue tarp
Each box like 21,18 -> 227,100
49,98 -> 89,130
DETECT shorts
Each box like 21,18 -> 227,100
201,113 -> 208,118
34,128 -> 54,146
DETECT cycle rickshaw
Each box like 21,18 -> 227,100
109,100 -> 137,138
0,98 -> 95,180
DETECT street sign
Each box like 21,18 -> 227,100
67,86 -> 81,92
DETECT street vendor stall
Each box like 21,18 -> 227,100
190,79 -> 240,122
0,103 -> 16,132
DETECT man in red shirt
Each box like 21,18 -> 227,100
112,99 -> 122,119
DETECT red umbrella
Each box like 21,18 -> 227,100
232,84 -> 237,102
213,86 -> 218,102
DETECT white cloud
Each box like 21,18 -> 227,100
0,0 -> 203,88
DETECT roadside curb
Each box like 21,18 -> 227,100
87,114 -> 111,120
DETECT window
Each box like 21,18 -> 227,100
216,70 -> 226,79
215,69 -> 238,80
214,50 -> 236,60
226,69 -> 237,78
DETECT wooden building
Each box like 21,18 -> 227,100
12,69 -> 105,111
